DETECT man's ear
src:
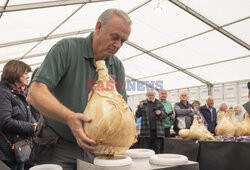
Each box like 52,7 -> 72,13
95,21 -> 102,33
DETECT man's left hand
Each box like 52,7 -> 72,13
169,114 -> 174,119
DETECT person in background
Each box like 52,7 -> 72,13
159,89 -> 174,137
24,68 -> 42,170
27,68 -> 40,122
28,68 -> 40,89
217,102 -> 228,121
199,96 -> 217,134
192,100 -> 201,114
234,105 -> 243,122
192,100 -> 208,129
136,90 -> 167,154
129,116 -> 141,149
27,8 -> 131,169
129,106 -> 141,149
219,102 -> 228,112
248,82 -> 250,101
243,81 -> 250,116
174,92 -> 196,135
0,60 -> 37,170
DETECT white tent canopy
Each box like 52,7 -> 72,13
0,0 -> 249,95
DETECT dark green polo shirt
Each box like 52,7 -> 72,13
33,33 -> 127,142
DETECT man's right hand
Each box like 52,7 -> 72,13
191,108 -> 194,113
66,113 -> 96,153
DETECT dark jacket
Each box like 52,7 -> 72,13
0,81 -> 36,161
135,99 -> 167,138
24,89 -> 41,122
199,104 -> 217,134
174,101 -> 196,131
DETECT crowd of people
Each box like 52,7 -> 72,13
135,84 -> 250,154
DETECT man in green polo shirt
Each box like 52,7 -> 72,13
27,8 -> 131,169
159,89 -> 174,137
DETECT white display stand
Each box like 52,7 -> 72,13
77,159 -> 199,170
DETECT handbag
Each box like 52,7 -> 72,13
0,131 -> 31,162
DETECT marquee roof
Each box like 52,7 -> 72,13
0,0 -> 249,95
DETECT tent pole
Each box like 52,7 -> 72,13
207,84 -> 213,96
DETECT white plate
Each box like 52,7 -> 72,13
29,164 -> 62,170
94,155 -> 132,167
149,154 -> 188,166
124,149 -> 155,158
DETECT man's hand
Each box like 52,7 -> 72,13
33,123 -> 38,134
169,114 -> 174,119
155,110 -> 161,115
191,108 -> 194,113
66,113 -> 96,153
139,101 -> 143,108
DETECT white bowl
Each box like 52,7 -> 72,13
149,154 -> 188,166
124,149 -> 155,158
94,155 -> 132,167
29,164 -> 62,170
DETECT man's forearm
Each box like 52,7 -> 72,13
27,81 -> 74,124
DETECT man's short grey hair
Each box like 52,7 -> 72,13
159,89 -> 167,94
180,91 -> 188,96
206,96 -> 214,101
146,90 -> 156,96
97,8 -> 132,27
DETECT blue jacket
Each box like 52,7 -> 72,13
199,104 -> 217,134
0,81 -> 36,161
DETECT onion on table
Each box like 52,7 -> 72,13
216,109 -> 244,137
83,60 -> 137,156
242,112 -> 250,136
215,111 -> 235,137
179,111 -> 250,141
178,115 -> 215,140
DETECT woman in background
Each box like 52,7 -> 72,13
0,60 -> 37,170
192,100 -> 208,129
219,103 -> 228,113
234,105 -> 243,121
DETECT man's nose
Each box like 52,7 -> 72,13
114,39 -> 122,49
